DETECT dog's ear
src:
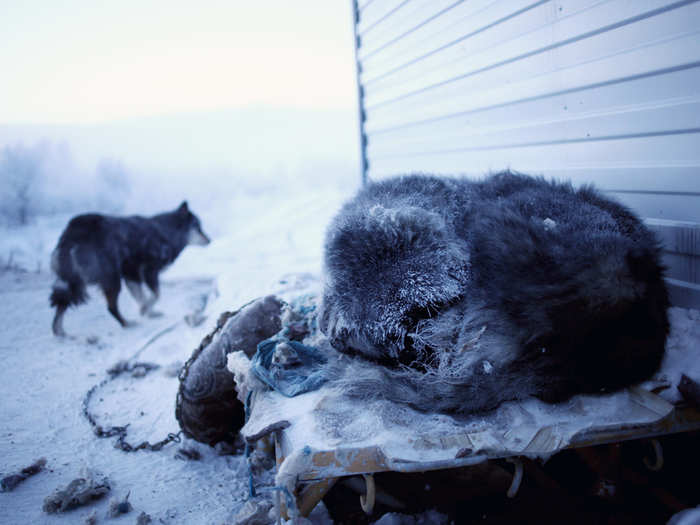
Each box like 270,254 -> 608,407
178,201 -> 189,214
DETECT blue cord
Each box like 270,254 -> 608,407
244,391 -> 256,498
243,391 -> 298,515
244,298 -> 319,511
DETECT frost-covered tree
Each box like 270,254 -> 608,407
95,157 -> 131,213
0,144 -> 44,226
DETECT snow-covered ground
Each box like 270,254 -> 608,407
0,180 -> 356,524
1,172 -> 699,524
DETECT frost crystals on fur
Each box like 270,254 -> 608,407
320,172 -> 669,415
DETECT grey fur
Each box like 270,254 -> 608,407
320,172 -> 669,415
49,201 -> 210,335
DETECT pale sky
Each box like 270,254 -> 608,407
0,1 -> 357,124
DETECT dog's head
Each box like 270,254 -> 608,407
177,201 -> 211,246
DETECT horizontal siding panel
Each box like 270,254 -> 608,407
365,165 -> 700,195
647,219 -> 700,255
359,0 -> 552,73
357,0 -> 411,37
365,64 -> 700,142
367,99 -> 700,158
363,0 -> 700,108
358,0 -> 462,60
366,132 -> 700,177
367,165 -> 700,193
611,193 -> 700,222
542,167 -> 700,194
661,254 -> 699,284
666,280 -> 700,309
364,17 -> 700,126
361,0 -> 599,90
365,57 -> 700,140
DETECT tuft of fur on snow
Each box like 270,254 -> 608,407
42,468 -> 111,514
1,457 -> 46,492
174,447 -> 202,461
227,351 -> 266,404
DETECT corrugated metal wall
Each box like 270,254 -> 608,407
352,0 -> 700,307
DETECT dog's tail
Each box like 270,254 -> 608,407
49,244 -> 88,310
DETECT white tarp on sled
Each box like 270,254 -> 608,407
227,298 -> 700,487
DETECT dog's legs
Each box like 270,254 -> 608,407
141,268 -> 162,318
52,305 -> 68,337
103,282 -> 131,328
125,279 -> 148,315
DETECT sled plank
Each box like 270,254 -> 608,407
275,394 -> 700,483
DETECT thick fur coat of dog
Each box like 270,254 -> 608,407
320,172 -> 669,415
50,201 -> 210,336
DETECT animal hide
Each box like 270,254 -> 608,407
320,172 -> 669,415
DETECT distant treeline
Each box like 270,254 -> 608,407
0,142 -> 130,226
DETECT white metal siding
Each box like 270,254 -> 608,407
352,0 -> 700,306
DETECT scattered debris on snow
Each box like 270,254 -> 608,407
1,457 -> 46,492
136,512 -> 153,525
230,496 -> 274,525
42,469 -> 111,514
174,447 -> 202,461
136,511 -> 153,524
107,491 -> 133,518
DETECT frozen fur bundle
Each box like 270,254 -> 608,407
320,172 -> 669,415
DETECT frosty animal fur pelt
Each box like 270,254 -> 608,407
320,172 -> 669,415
